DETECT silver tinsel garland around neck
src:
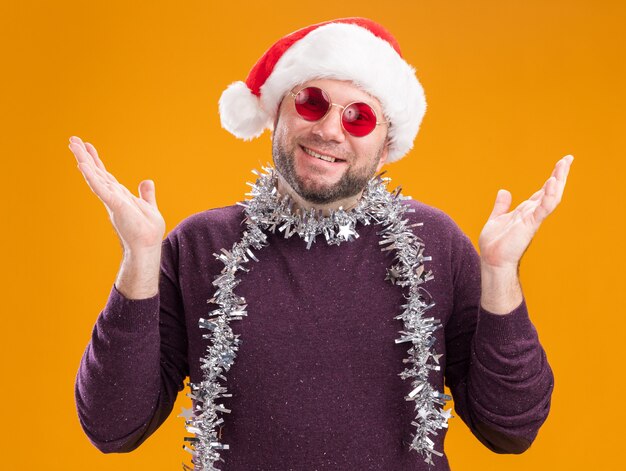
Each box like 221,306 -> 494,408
181,167 -> 453,470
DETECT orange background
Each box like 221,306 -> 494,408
1,0 -> 624,469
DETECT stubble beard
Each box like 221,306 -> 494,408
272,137 -> 384,205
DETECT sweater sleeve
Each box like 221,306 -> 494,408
74,235 -> 189,453
444,233 -> 554,454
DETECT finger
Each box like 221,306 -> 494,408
529,187 -> 545,201
68,142 -> 91,165
532,176 -> 559,223
69,136 -> 89,154
523,171 -> 551,205
85,168 -> 142,216
84,142 -> 107,172
511,197 -> 543,226
530,155 -> 573,222
548,156 -> 572,203
77,162 -> 114,205
69,138 -> 113,180
554,154 -> 573,193
73,147 -> 137,205
71,138 -> 155,216
71,143 -> 123,188
71,145 -> 114,194
138,180 -> 158,207
95,161 -> 120,184
71,146 -> 113,183
526,170 -> 553,205
548,154 -> 573,189
488,189 -> 512,220
521,198 -> 541,220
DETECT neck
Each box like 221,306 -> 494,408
275,173 -> 364,216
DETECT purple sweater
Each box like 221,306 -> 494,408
75,199 -> 553,470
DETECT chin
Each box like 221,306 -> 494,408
295,176 -> 364,205
273,136 -> 378,206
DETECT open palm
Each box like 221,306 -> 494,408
69,136 -> 166,254
479,155 -> 573,269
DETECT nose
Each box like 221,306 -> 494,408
311,104 -> 346,143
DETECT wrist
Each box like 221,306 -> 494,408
116,249 -> 162,300
123,243 -> 162,258
480,260 -> 523,315
480,260 -> 519,277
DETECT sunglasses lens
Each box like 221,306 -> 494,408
294,87 -> 329,121
342,102 -> 377,137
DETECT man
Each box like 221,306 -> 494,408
71,18 -> 572,471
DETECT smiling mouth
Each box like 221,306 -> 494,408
301,145 -> 344,163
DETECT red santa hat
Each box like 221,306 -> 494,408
218,17 -> 427,162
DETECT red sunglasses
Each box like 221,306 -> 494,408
288,86 -> 389,137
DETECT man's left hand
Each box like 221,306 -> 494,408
479,154 -> 574,270
478,154 -> 573,314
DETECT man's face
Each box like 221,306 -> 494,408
272,78 -> 389,205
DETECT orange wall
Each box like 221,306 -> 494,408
1,1 -> 624,469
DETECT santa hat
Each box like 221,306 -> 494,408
218,17 -> 426,162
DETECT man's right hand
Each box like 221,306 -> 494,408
69,135 -> 166,299
69,136 -> 166,255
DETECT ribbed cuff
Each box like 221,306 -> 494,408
475,298 -> 537,346
99,283 -> 160,333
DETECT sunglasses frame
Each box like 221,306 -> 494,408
288,86 -> 389,137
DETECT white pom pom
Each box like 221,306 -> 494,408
218,81 -> 270,140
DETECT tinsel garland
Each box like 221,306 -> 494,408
181,167 -> 452,470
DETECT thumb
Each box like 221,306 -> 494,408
488,189 -> 512,220
138,179 -> 158,207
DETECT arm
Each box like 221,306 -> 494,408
69,135 -> 188,451
445,154 -> 572,452
74,235 -> 189,452
445,237 -> 553,454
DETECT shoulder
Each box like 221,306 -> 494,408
165,204 -> 246,250
402,197 -> 478,266
175,204 -> 244,232
403,198 -> 469,243
402,198 -> 480,294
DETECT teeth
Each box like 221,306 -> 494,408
303,146 -> 336,162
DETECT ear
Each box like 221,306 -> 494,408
272,96 -> 287,131
375,139 -> 390,172
272,111 -> 279,131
